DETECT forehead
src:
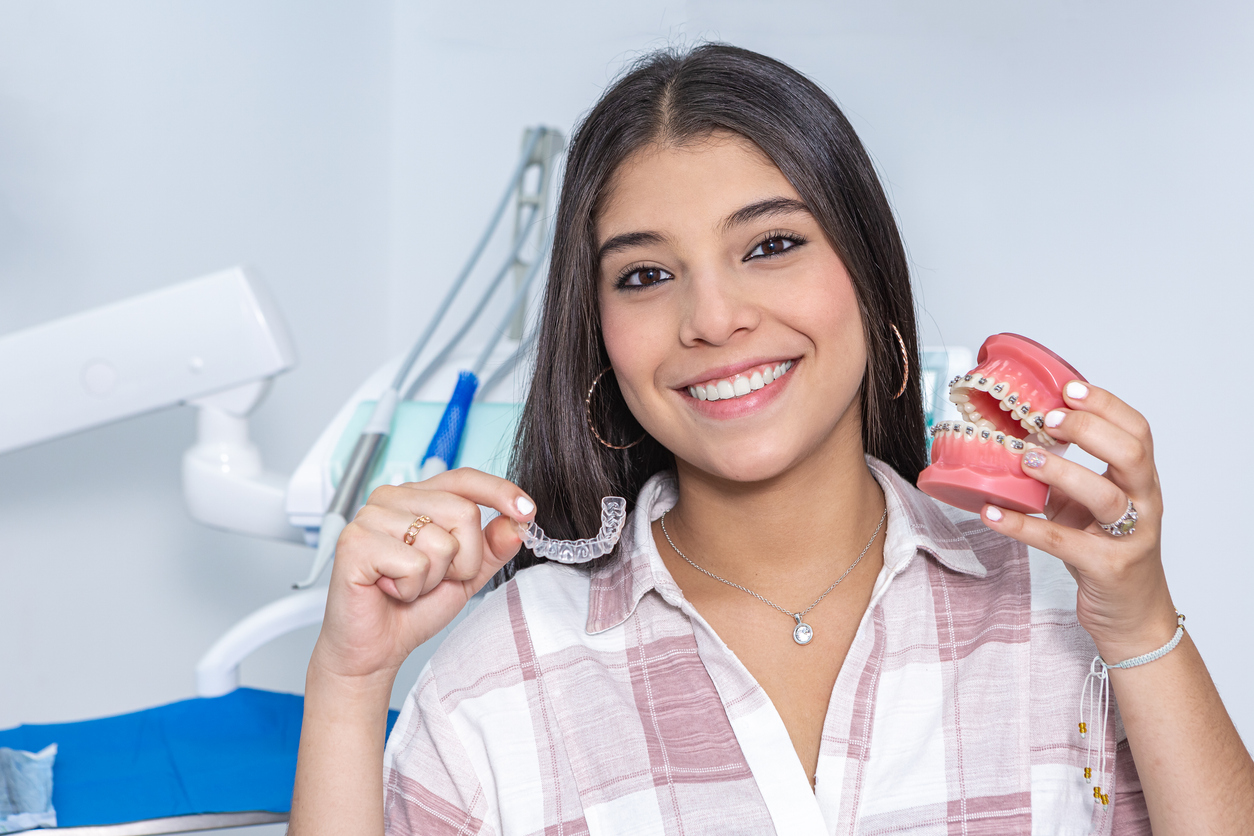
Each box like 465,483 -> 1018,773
596,133 -> 798,239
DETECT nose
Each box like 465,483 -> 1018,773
677,265 -> 760,347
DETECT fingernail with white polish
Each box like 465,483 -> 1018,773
1045,409 -> 1066,428
515,496 -> 535,516
1065,381 -> 1089,400
1023,450 -> 1047,468
986,506 -> 1004,522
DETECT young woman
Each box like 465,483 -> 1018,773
290,45 -> 1254,834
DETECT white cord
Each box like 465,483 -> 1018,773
1079,611 -> 1186,807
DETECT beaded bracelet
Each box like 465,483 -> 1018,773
1079,611 -> 1186,808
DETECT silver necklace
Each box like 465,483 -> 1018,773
659,507 -> 887,646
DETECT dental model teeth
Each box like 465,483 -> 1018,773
688,360 -> 793,402
933,420 -> 1043,454
919,333 -> 1086,514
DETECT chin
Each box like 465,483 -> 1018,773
683,444 -> 804,485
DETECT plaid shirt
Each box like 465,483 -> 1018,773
384,458 -> 1150,835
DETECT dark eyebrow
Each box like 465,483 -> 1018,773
719,197 -> 812,234
596,230 -> 666,265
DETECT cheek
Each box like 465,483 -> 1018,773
796,262 -> 866,359
599,296 -> 662,411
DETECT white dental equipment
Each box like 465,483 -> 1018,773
293,125 -> 563,589
0,267 -> 301,541
518,496 -> 628,563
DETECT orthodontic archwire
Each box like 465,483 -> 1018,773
293,129 -> 546,590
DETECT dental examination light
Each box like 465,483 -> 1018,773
292,126 -> 564,589
0,267 -> 300,540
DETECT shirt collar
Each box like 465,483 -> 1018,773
585,456 -> 986,634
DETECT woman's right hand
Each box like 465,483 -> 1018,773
310,467 -> 535,682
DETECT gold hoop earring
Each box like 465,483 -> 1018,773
586,367 -> 647,450
889,324 -> 909,400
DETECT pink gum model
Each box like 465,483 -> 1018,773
917,333 -> 1086,515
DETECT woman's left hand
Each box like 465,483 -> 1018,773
980,380 -> 1177,662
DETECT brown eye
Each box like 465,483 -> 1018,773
618,265 -> 674,289
762,237 -> 788,255
746,235 -> 801,260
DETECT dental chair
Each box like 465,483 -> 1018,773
0,357 -> 520,833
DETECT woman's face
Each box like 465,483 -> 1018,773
597,132 -> 868,484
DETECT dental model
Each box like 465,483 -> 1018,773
687,360 -> 793,401
918,333 -> 1085,514
518,496 -> 628,564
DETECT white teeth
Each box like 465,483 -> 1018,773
973,376 -> 993,392
692,361 -> 794,404
951,391 -> 970,403
977,418 -> 996,429
978,427 -> 993,442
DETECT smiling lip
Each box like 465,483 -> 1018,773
677,357 -> 798,417
676,357 -> 799,390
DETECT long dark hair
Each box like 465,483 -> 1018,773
505,44 -> 926,575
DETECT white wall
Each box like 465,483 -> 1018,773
0,0 -> 394,719
1,0 -> 1250,823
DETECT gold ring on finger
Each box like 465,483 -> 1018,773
403,515 -> 433,546
1098,499 -> 1137,537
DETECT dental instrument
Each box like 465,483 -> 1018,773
518,496 -> 628,563
293,127 -> 557,590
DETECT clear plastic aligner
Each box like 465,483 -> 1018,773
519,496 -> 627,564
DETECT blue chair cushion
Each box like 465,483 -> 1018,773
0,688 -> 399,827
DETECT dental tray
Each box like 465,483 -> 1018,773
327,400 -> 522,497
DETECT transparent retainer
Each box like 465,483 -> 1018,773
518,496 -> 627,564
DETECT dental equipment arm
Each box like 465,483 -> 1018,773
0,267 -> 301,541
293,128 -> 553,589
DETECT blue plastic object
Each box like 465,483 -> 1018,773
421,371 -> 480,471
0,689 -> 398,827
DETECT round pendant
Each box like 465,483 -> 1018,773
793,621 -> 814,645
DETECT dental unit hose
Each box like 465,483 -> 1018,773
292,129 -> 547,590
418,238 -> 552,479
